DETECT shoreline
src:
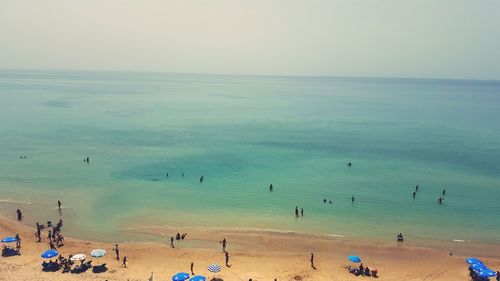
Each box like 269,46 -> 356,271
1,216 -> 499,280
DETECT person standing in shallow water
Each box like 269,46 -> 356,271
199,176 -> 204,183
351,196 -> 355,203
442,188 -> 446,196
301,208 -> 304,217
269,184 -> 273,192
170,236 -> 175,248
295,206 -> 299,217
16,209 -> 22,221
57,200 -> 61,210
415,184 -> 419,192
438,197 -> 443,204
412,191 -> 416,198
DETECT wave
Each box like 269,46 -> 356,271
0,199 -> 32,205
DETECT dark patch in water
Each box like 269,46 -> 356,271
44,100 -> 69,108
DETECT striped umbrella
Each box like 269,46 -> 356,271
207,264 -> 221,273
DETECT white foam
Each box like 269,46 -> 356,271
0,199 -> 32,205
452,239 -> 471,243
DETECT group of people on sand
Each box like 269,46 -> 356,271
42,254 -> 93,273
35,218 -> 65,249
347,263 -> 378,277
1,234 -> 21,256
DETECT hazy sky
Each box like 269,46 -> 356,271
1,0 -> 499,80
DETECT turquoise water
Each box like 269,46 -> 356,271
0,70 -> 499,244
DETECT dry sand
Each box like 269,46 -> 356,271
1,216 -> 499,281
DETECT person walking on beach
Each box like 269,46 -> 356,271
170,236 -> 175,248
57,200 -> 62,210
295,206 -> 299,217
221,238 -> 227,252
47,230 -> 52,242
190,262 -> 194,275
225,251 -> 230,267
15,234 -> 21,250
113,244 -> 120,260
36,227 -> 41,242
122,256 -> 127,268
310,253 -> 315,269
16,209 -> 22,221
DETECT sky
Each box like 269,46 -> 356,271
0,0 -> 499,80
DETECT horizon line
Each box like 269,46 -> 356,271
1,67 -> 499,83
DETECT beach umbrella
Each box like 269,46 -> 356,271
189,276 -> 206,281
70,254 -> 87,261
90,249 -> 106,264
471,262 -> 487,272
1,237 -> 17,243
208,264 -> 221,273
90,249 -> 106,257
466,257 -> 482,265
172,272 -> 190,281
348,255 -> 361,263
477,269 -> 496,278
41,249 -> 58,259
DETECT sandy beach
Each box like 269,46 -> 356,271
1,216 -> 499,281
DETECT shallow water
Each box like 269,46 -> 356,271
0,70 -> 499,244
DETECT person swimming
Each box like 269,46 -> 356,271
199,176 -> 204,183
412,191 -> 416,198
442,188 -> 446,196
348,162 -> 352,167
415,184 -> 419,192
351,196 -> 355,202
438,197 -> 443,204
323,198 -> 327,203
329,200 -> 332,204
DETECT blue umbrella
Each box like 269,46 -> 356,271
348,255 -> 361,263
477,269 -> 496,278
41,249 -> 58,259
1,237 -> 17,243
172,272 -> 190,281
189,276 -> 206,281
466,257 -> 482,265
471,263 -> 487,272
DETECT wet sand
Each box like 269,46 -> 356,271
1,216 -> 499,281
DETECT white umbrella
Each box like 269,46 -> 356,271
70,253 -> 87,262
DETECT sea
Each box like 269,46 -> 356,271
0,70 -> 499,246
